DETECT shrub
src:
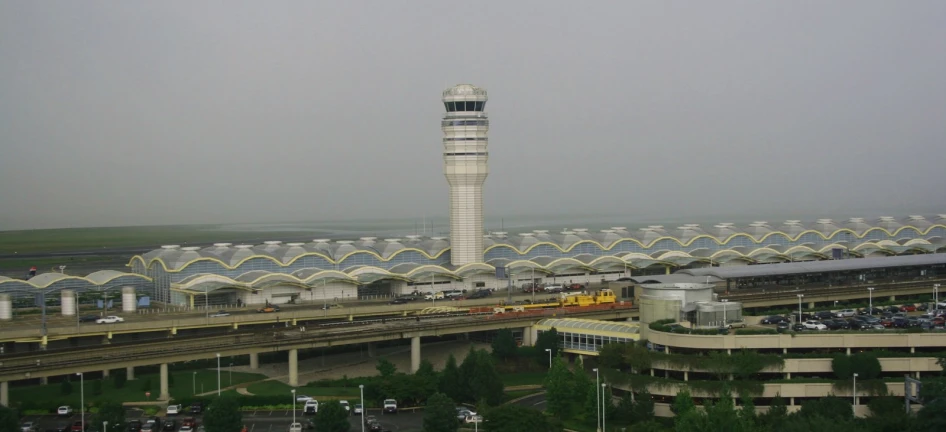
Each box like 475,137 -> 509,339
113,372 -> 127,389
140,378 -> 153,392
60,379 -> 73,396
734,328 -> 778,335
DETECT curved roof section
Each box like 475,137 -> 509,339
128,216 -> 946,272
0,271 -> 152,291
679,253 -> 946,279
535,318 -> 640,335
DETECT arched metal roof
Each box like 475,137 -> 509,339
536,318 -> 640,335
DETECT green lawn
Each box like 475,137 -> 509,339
500,372 -> 547,387
245,380 -> 360,399
9,370 -> 266,409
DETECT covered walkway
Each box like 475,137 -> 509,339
534,317 -> 640,355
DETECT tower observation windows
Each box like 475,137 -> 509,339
442,120 -> 489,127
444,101 -> 486,112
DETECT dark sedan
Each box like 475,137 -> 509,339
389,298 -> 409,305
761,316 -> 788,324
78,315 -> 100,323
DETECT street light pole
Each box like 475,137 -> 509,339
601,383 -> 607,432
291,389 -> 296,425
103,421 -> 107,432
796,294 -> 804,323
216,353 -> 221,396
868,287 -> 874,314
935,284 -> 940,310
359,385 -> 365,432
721,299 -> 729,328
544,348 -> 552,369
77,373 -> 84,432
192,372 -> 196,395
531,267 -> 536,304
593,368 -> 600,432
229,362 -> 233,386
853,373 -> 858,416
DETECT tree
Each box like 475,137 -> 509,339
534,328 -> 560,365
60,379 -> 73,396
376,358 -> 397,378
0,405 -> 20,432
738,391 -> 758,427
631,420 -> 667,432
140,378 -> 152,392
616,391 -> 634,424
580,374 -> 598,426
671,390 -> 696,417
92,379 -> 103,396
915,397 -> 946,432
113,371 -> 127,390
483,404 -> 562,432
798,396 -> 852,422
543,356 -> 575,419
313,400 -> 349,432
92,401 -> 125,432
423,393 -> 458,432
597,343 -> 628,370
414,359 -> 439,403
632,389 -> 656,425
866,396 -> 913,432
469,350 -> 504,406
760,395 -> 787,429
458,347 -> 479,402
203,394 -> 243,432
491,329 -> 519,361
439,354 -> 463,403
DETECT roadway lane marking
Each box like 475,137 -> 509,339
250,425 -> 255,432
532,400 -> 546,407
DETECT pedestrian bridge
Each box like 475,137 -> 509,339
534,317 -> 640,356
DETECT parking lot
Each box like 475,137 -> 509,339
21,409 -> 424,432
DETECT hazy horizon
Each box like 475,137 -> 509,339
2,1 -> 945,231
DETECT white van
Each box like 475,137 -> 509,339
443,290 -> 463,298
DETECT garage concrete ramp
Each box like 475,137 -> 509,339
232,340 -> 490,384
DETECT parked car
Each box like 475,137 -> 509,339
776,322 -> 791,333
544,284 -> 565,293
126,421 -> 142,432
389,298 -> 409,305
288,423 -> 302,432
180,418 -> 196,429
353,404 -> 363,415
163,421 -> 176,432
363,415 -> 377,426
178,427 -> 192,432
803,320 -> 827,331
303,400 -> 318,415
55,423 -> 70,432
339,401 -> 350,412
58,406 -> 73,416
71,422 -> 87,432
823,319 -> 845,330
189,403 -> 203,414
209,310 -> 230,318
383,399 -> 398,414
21,422 -> 39,432
848,319 -> 867,330
835,309 -> 857,318
813,311 -> 835,320
166,404 -> 182,415
456,407 -> 476,421
761,315 -> 787,325
257,306 -> 280,313
466,290 -> 491,299
96,316 -> 124,324
296,395 -> 313,402
792,323 -> 806,332
567,283 -> 585,291
900,304 -> 917,312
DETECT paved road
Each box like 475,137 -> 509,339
512,393 -> 547,410
22,409 -> 424,432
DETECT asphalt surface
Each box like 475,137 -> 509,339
21,409 -> 425,432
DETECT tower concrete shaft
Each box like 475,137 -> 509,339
442,84 -> 488,266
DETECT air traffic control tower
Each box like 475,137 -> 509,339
442,84 -> 489,266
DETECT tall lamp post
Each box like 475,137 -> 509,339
531,267 -> 536,304
291,389 -> 296,426
935,284 -> 940,310
796,294 -> 804,323
192,371 -> 196,395
867,287 -> 874,314
721,299 -> 729,328
216,353 -> 221,396
544,348 -> 552,369
229,362 -> 233,386
103,421 -> 107,432
592,368 -> 600,432
852,373 -> 859,416
77,373 -> 84,432
359,385 -> 365,432
601,383 -> 607,432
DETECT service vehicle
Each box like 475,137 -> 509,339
257,306 -> 280,313
166,404 -> 182,415
303,400 -> 318,415
58,406 -> 73,416
288,423 -> 302,432
383,399 -> 398,414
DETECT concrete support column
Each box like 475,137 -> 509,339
889,296 -> 896,301
785,372 -> 791,379
40,377 -> 48,385
783,348 -> 788,354
367,343 -> 376,358
126,366 -> 135,380
664,346 -> 670,354
0,381 -> 8,407
288,349 -> 299,387
249,353 -> 259,370
102,369 -> 110,378
846,348 -> 851,355
665,266 -> 671,275
664,370 -> 669,378
411,336 -> 421,373
521,327 -> 533,346
808,302 -> 815,309
790,397 -> 795,406
910,347 -> 915,354
61,290 -> 76,316
683,372 -> 689,382
159,364 -> 170,400
915,371 -> 921,379
727,349 -> 732,355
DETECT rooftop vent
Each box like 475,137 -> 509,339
815,219 -> 834,224
336,240 -> 354,245
784,220 -> 802,225
312,239 -> 331,243
263,241 -> 282,245
907,215 -> 926,220
848,218 -> 866,223
181,246 -> 201,251
384,238 -> 402,243
878,216 -> 896,221
212,243 -> 232,247
286,242 -> 305,247
533,230 -> 550,234
520,233 -> 535,236
648,225 -> 665,230
360,237 -> 377,241
161,245 -> 180,249
600,229 -> 615,233
611,227 -> 627,231
573,228 -> 589,232
749,222 -> 769,227
431,236 -> 447,241
235,244 -> 254,249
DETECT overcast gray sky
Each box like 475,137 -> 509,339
1,1 -> 944,231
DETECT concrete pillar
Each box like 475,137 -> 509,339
122,287 -> 137,313
159,364 -> 170,400
40,377 -> 48,385
411,336 -> 421,373
61,290 -> 77,316
727,349 -> 732,355
102,369 -> 110,378
650,369 -> 655,377
249,353 -> 259,370
664,346 -> 670,354
126,366 -> 135,380
683,371 -> 689,381
0,381 -> 7,407
665,266 -> 671,275
366,343 -> 376,358
288,349 -> 299,387
664,370 -> 669,378
910,347 -> 915,354
0,294 -> 11,321
915,371 -> 921,379
521,327 -> 533,346
808,302 -> 815,309
846,348 -> 851,355
889,296 -> 896,301
785,372 -> 791,379
790,397 -> 795,406
783,348 -> 788,354
189,295 -> 195,309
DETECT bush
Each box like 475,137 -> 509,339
92,380 -> 103,396
113,372 -> 127,389
60,379 -> 73,396
140,378 -> 152,392
734,328 -> 778,335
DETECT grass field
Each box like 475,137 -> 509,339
499,372 -> 547,387
245,380 -> 360,399
9,370 -> 267,408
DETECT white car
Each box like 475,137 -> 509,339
353,404 -> 363,415
303,399 -> 318,414
57,406 -> 73,416
803,320 -> 827,330
209,311 -> 230,318
179,426 -> 193,432
21,423 -> 38,432
296,394 -> 313,402
96,316 -> 124,324
288,423 -> 302,432
339,400 -> 350,412
166,404 -> 182,415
